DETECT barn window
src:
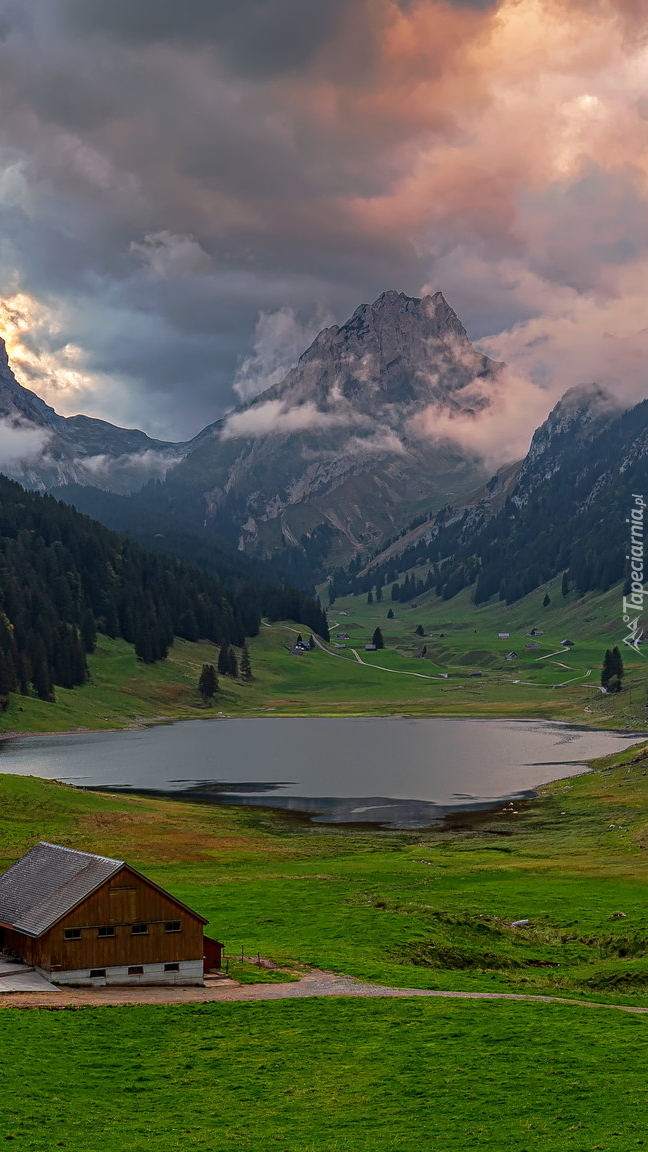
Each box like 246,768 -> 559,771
165,921 -> 181,933
128,966 -> 144,976
98,926 -> 115,937
131,923 -> 148,935
64,928 -> 81,940
164,963 -> 180,972
89,969 -> 106,978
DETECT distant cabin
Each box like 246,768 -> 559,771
528,629 -> 545,637
525,642 -> 540,650
506,651 -> 518,660
364,644 -> 377,651
338,611 -> 348,616
334,643 -> 347,649
0,842 -> 222,988
560,639 -> 575,647
469,672 -> 484,678
336,632 -> 350,640
498,633 -> 510,639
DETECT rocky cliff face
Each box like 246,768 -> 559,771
163,290 -> 503,563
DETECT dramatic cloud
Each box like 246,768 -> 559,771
0,0 -> 646,449
232,306 -> 335,402
221,398 -> 352,440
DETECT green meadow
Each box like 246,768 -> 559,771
4,740 -> 648,1148
3,997 -> 648,1152
1,573 -> 645,734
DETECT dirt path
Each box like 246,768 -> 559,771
3,968 -> 648,1016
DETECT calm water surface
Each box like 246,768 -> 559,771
0,718 -> 641,829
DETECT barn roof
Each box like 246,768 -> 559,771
0,842 -> 124,938
0,841 -> 209,937
0,843 -> 123,940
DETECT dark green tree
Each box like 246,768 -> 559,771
198,663 -> 217,700
601,649 -> 615,689
415,624 -> 424,637
240,644 -> 252,680
375,583 -> 383,603
217,643 -> 231,675
228,647 -> 239,678
372,627 -> 385,650
542,593 -> 550,607
367,590 -> 373,605
80,606 -> 97,654
611,646 -> 625,681
561,571 -> 570,598
387,608 -> 394,619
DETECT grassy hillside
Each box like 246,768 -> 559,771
1,574 -> 644,734
4,750 -> 648,1149
320,573 -> 647,727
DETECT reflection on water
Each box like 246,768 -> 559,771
0,717 -> 641,829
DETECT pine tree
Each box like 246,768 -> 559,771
198,664 -> 217,700
387,608 -> 394,619
391,583 -> 400,603
217,643 -> 231,676
611,646 -> 625,681
228,647 -> 239,678
561,571 -> 569,598
375,583 -> 383,603
415,624 -> 424,637
372,627 -> 385,650
80,606 -> 97,654
240,644 -> 252,680
367,590 -> 373,605
601,649 -> 615,689
542,593 -> 550,607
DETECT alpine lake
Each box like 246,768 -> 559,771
0,717 -> 641,829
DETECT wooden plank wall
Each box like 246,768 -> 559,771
6,866 -> 207,973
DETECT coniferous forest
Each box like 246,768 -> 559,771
0,475 -> 329,706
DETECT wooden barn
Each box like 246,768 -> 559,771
0,842 -> 222,987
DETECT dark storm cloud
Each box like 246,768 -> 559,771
59,0 -> 352,76
0,0 -> 646,447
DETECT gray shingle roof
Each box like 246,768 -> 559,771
0,842 -> 123,937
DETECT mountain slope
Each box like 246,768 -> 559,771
2,289 -> 503,569
0,474 -> 329,706
0,340 -> 191,492
330,383 -> 644,610
161,290 -> 503,565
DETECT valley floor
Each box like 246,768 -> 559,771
1,574 -> 646,735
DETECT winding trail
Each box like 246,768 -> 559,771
302,629 -> 444,681
3,968 -> 648,1016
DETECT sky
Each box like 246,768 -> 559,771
0,0 -> 647,447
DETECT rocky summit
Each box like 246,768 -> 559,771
161,291 -> 504,565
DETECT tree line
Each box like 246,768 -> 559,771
0,475 -> 327,707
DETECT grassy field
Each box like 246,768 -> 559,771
4,744 -> 648,1148
4,997 -> 648,1151
1,573 -> 645,734
4,749 -> 648,1149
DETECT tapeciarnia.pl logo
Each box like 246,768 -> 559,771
623,493 -> 646,654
